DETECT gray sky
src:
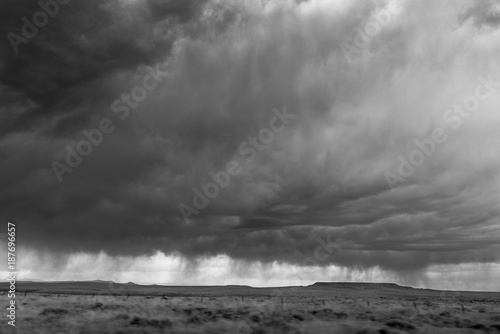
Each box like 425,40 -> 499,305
1,0 -> 500,290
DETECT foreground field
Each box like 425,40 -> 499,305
1,282 -> 499,333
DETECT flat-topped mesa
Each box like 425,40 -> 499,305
309,282 -> 410,289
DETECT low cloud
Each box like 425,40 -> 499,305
1,0 -> 500,288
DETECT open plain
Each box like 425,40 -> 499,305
1,282 -> 499,333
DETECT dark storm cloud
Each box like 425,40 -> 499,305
1,0 -> 500,277
0,0 -> 208,136
460,0 -> 500,28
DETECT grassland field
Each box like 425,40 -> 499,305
1,282 -> 499,334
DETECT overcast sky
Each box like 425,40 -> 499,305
1,0 -> 500,291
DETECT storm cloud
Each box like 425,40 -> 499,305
1,0 -> 499,289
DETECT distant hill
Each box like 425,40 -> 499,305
310,282 -> 413,289
91,280 -> 113,283
1,281 -> 498,299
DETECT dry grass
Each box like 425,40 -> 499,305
1,291 -> 499,333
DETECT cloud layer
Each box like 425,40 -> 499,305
1,0 -> 500,288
